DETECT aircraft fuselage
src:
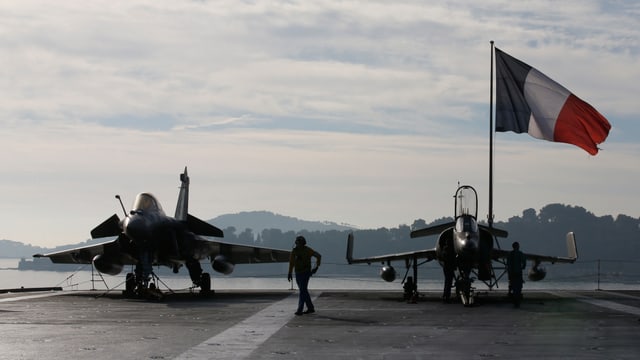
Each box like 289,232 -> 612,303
453,215 -> 480,259
121,193 -> 184,258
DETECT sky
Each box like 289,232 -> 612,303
1,0 -> 638,248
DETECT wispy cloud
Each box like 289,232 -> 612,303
0,0 -> 638,246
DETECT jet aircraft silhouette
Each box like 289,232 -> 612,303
347,185 -> 577,305
35,168 -> 291,297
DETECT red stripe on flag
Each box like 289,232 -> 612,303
553,94 -> 611,155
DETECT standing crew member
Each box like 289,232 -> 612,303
441,240 -> 456,303
288,236 -> 321,315
507,241 -> 527,307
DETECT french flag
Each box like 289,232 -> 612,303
495,48 -> 611,155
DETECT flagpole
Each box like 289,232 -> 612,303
488,40 -> 495,230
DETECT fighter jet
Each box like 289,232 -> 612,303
34,167 -> 291,297
346,185 -> 578,305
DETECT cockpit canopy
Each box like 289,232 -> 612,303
455,185 -> 478,219
131,193 -> 165,215
455,214 -> 479,234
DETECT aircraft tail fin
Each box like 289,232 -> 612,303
346,232 -> 355,264
566,232 -> 578,261
175,167 -> 189,221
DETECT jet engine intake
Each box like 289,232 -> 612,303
528,261 -> 547,281
92,254 -> 123,276
379,265 -> 396,282
212,255 -> 235,275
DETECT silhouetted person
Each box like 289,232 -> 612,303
287,235 -> 321,315
507,241 -> 527,307
441,241 -> 456,303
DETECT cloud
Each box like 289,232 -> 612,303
0,0 -> 638,246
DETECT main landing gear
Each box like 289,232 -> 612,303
401,256 -> 420,303
194,272 -> 212,295
186,259 -> 213,296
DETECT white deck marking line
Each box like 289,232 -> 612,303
597,290 -> 640,301
547,291 -> 640,316
578,298 -> 640,316
0,291 -> 66,303
174,292 -> 320,360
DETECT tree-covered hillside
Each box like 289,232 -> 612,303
4,205 -> 639,280
220,204 -> 639,273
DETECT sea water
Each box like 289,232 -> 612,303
1,258 -> 638,292
0,258 -> 403,291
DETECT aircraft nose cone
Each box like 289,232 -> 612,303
457,232 -> 479,252
123,215 -> 149,242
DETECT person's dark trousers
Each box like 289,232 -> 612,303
442,268 -> 454,301
511,276 -> 523,307
295,271 -> 314,313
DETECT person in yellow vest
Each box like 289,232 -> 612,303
287,235 -> 321,315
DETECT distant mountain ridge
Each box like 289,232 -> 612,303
0,240 -> 48,259
1,210 -> 356,257
209,210 -> 356,235
2,206 -> 639,268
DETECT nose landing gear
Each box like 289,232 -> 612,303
122,272 -> 170,300
455,276 -> 476,307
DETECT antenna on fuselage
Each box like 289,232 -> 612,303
115,195 -> 127,217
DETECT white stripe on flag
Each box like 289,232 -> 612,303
524,67 -> 571,141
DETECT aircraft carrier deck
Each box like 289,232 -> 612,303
1,288 -> 639,359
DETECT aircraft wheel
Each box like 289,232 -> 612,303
200,273 -> 211,294
454,280 -> 462,299
456,278 -> 472,306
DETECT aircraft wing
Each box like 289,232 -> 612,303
193,238 -> 291,264
346,233 -> 437,264
492,232 -> 578,264
479,224 -> 509,238
36,237 -> 290,267
410,222 -> 454,238
90,214 -> 121,239
187,214 -> 224,238
33,236 -> 135,264
411,223 -> 508,239
347,249 -> 438,264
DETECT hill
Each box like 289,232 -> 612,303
1,211 -> 356,259
209,210 -> 356,235
0,240 -> 48,259
3,205 -> 640,279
